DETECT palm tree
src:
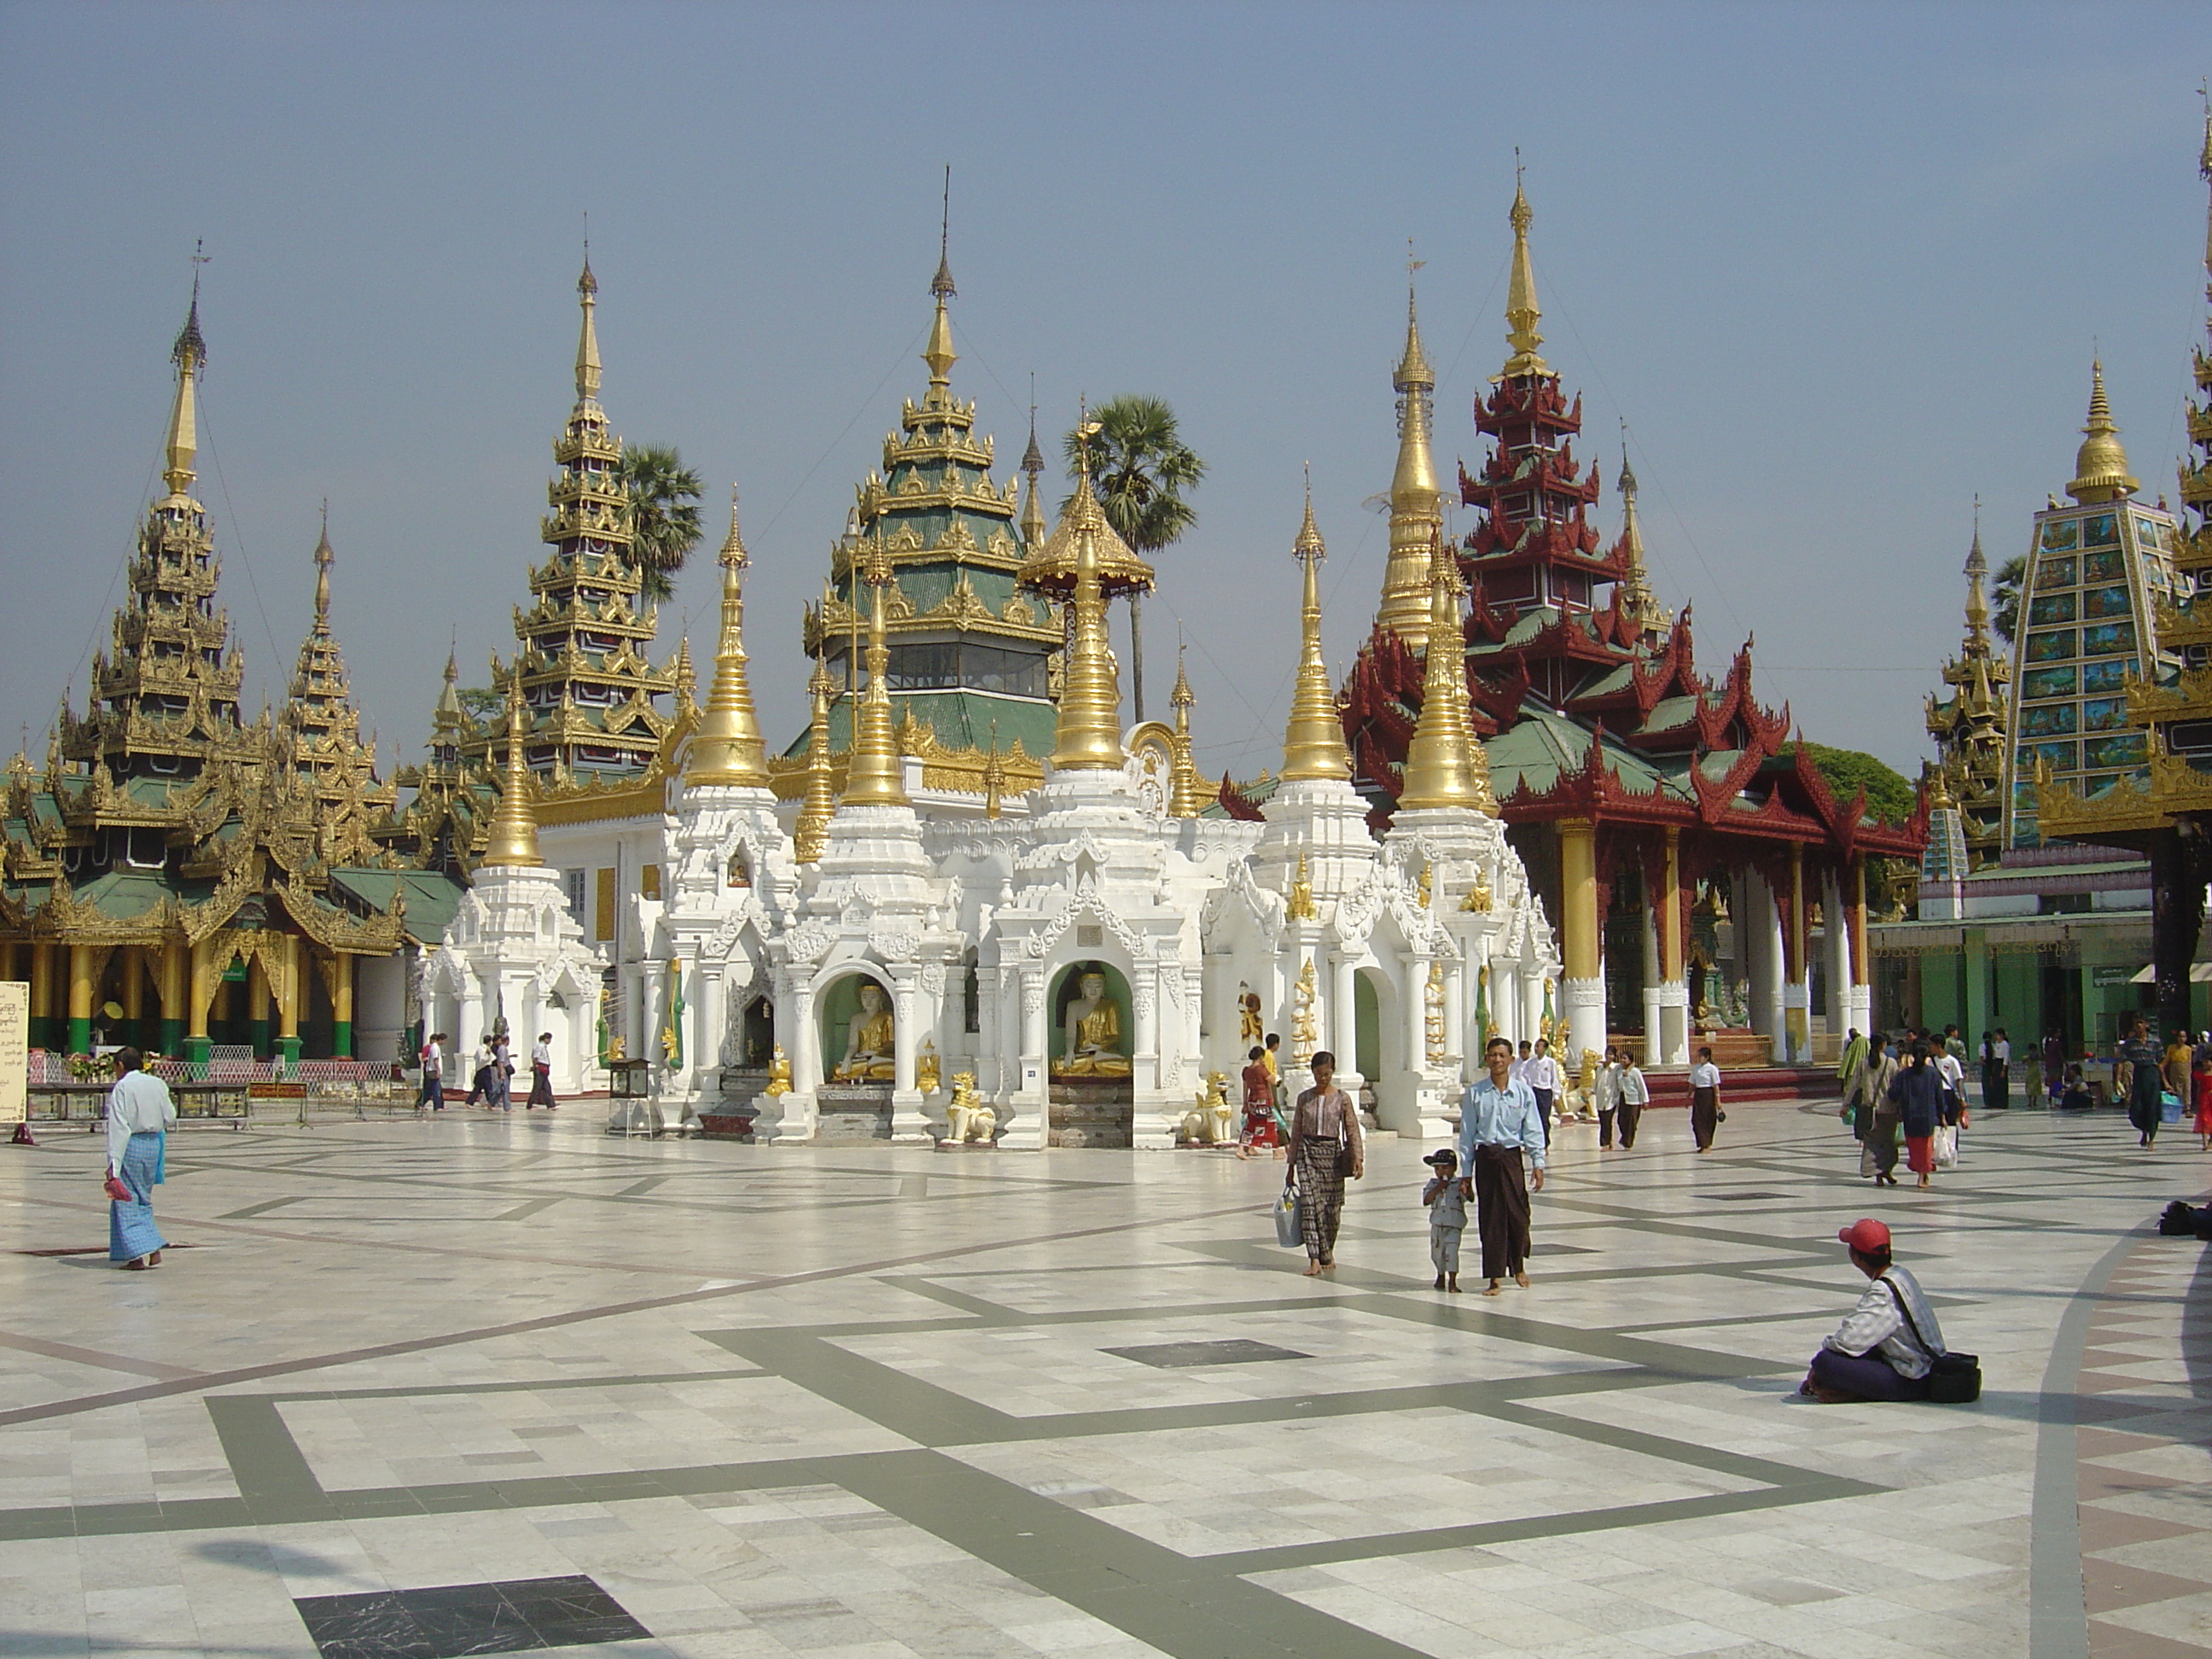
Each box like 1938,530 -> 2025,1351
1062,396 -> 1204,721
618,445 -> 704,604
1990,555 -> 2027,648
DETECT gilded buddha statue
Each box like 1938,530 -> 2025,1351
1054,971 -> 1131,1078
832,981 -> 897,1081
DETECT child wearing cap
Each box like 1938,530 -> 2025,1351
1421,1149 -> 1468,1292
1799,1218 -> 1947,1403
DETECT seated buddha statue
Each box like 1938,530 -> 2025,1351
832,982 -> 897,1081
1055,971 -> 1131,1078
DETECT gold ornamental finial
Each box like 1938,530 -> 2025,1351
1282,468 -> 1350,782
1167,645 -> 1205,816
574,250 -> 602,405
1613,435 -> 1665,635
1499,160 -> 1551,381
311,502 -> 334,632
841,543 -> 911,805
1020,379 -> 1048,548
434,645 -> 462,724
2066,361 -> 2138,504
982,722 -> 1006,819
161,247 -> 209,500
483,661 -> 543,867
795,661 -> 837,860
923,169 -> 958,395
1397,532 -> 1490,811
1378,250 -> 1445,650
1395,242 -> 1434,389
1049,429 -> 1128,771
1962,498 -> 1992,651
685,489 -> 771,788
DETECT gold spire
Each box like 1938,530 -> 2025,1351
1613,443 -> 1668,635
311,502 -> 334,633
1397,533 -> 1492,812
795,661 -> 837,861
673,636 -> 696,715
1167,647 -> 1205,816
2066,361 -> 2139,504
574,253 -> 602,404
923,172 -> 958,399
434,647 -> 462,722
483,662 -> 542,867
841,543 -> 911,805
1049,427 -> 1128,771
1378,253 -> 1445,652
1499,167 -> 1551,381
982,724 -> 1006,819
1962,500 -> 1992,653
161,257 -> 207,501
1282,470 -> 1350,782
684,488 -> 771,788
1020,395 -> 1048,548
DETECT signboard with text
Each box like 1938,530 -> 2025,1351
0,981 -> 25,1122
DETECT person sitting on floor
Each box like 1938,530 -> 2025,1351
1798,1217 -> 1946,1403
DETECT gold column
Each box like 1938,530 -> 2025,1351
1659,829 -> 1685,982
67,943 -> 94,1051
0,942 -> 16,982
332,952 -> 354,1022
188,940 -> 215,1044
247,955 -> 271,1034
277,935 -> 301,1045
120,945 -> 145,1026
160,942 -> 186,1051
1559,819 -> 1600,983
31,943 -> 55,1024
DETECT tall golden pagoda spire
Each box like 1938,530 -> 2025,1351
1049,421 -> 1128,771
1282,469 -> 1351,782
311,501 -> 334,632
1962,504 -> 1992,652
1167,646 -> 1205,816
1020,388 -> 1048,549
684,488 -> 771,788
1499,163 -> 1551,381
1378,248 -> 1445,650
483,662 -> 542,867
841,543 -> 911,806
1612,440 -> 1668,637
2066,361 -> 2139,503
923,166 -> 958,401
1398,533 -> 1492,811
162,249 -> 207,502
574,252 -> 602,404
795,661 -> 837,861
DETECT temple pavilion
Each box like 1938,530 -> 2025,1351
0,284 -> 457,1064
1336,183 -> 1926,1069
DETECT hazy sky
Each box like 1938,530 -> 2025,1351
3,2 -> 2207,787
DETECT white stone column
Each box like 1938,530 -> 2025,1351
975,963 -> 1003,1097
1405,953 -> 1429,1078
1824,870 -> 1853,1041
1331,954 -> 1359,1078
1493,962 -> 1518,1048
1641,899 -> 1664,1068
1444,959 -> 1466,1081
888,969 -> 931,1143
1003,965 -> 1047,1151
1522,970 -> 1547,1052
1132,969 -> 1169,1150
774,973 -> 820,1143
1750,871 -> 1785,1062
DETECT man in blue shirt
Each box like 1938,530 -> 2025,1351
1457,1035 -> 1548,1295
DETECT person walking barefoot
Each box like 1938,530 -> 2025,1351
1456,1036 -> 1547,1295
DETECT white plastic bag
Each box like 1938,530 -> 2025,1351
1274,1185 -> 1303,1249
1933,1123 -> 1959,1170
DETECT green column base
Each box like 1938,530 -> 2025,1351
248,1018 -> 271,1059
332,1021 -> 353,1059
67,1016 -> 91,1055
276,1035 -> 302,1067
159,1017 -> 185,1059
29,1016 -> 55,1051
185,1035 -> 211,1065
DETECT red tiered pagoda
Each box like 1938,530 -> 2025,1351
1343,182 -> 1925,1069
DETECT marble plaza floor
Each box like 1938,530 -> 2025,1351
0,1100 -> 2207,1659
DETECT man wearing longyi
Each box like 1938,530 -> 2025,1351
1456,1035 -> 1547,1296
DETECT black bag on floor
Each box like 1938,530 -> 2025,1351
2156,1200 -> 2212,1239
1884,1278 -> 1982,1404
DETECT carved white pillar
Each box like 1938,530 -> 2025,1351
1493,962 -> 1518,1048
1445,959 -> 1466,1080
1642,899 -> 1664,1068
1331,953 -> 1359,1074
1001,965 -> 1048,1151
976,963 -> 1003,1096
888,968 -> 930,1143
1522,969 -> 1546,1052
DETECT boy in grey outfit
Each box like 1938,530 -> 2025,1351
1423,1148 -> 1467,1292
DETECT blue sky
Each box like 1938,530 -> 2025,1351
2,1 -> 2207,783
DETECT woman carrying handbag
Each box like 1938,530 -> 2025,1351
1284,1051 -> 1362,1276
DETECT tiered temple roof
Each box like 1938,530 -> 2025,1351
791,236 -> 1061,777
1924,515 -> 2010,868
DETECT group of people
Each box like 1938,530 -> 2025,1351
413,1031 -> 559,1113
2116,1016 -> 2212,1150
1837,1026 -> 1967,1190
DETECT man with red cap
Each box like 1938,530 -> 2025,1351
1798,1218 -> 1947,1403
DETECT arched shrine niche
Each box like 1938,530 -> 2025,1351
1049,960 -> 1132,1080
819,970 -> 895,1082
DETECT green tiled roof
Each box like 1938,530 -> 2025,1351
329,869 -> 468,945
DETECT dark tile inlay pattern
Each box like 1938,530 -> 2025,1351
294,1574 -> 647,1657
1103,1337 -> 1311,1368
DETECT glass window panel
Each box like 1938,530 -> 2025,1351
2026,630 -> 2077,662
2083,585 -> 2133,618
2020,702 -> 2078,736
2083,512 -> 2119,545
2040,517 -> 2081,552
2134,518 -> 2163,551
2081,697 -> 2130,731
2082,733 -> 2147,770
2084,546 -> 2126,581
2034,556 -> 2078,590
2081,621 -> 2136,656
2018,740 -> 2077,771
2082,657 -> 2133,691
2022,665 -> 2078,700
2028,591 -> 2078,626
